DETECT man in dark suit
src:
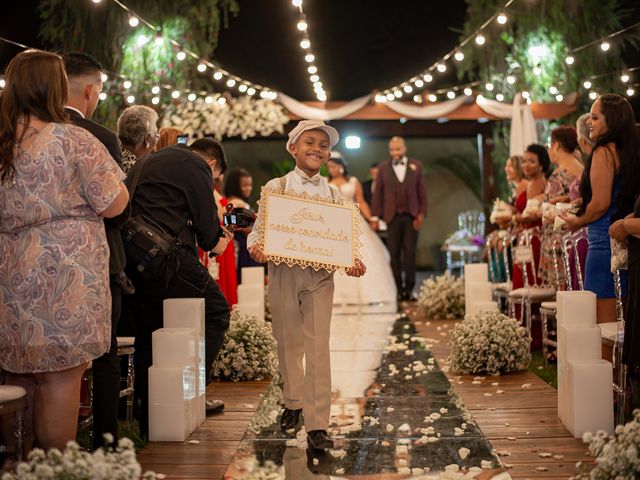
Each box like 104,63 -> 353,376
371,136 -> 427,301
63,52 -> 130,448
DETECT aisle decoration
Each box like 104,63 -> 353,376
212,309 -> 278,381
418,272 -> 465,320
448,311 -> 531,375
1,436 -> 155,480
573,409 -> 640,479
162,96 -> 289,140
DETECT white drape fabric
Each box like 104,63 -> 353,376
277,93 -> 372,120
384,96 -> 468,118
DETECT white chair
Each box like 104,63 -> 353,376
0,385 -> 27,461
611,269 -> 627,427
507,227 -> 555,337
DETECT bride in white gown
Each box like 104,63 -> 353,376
327,155 -> 397,305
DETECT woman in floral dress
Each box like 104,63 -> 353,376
0,50 -> 128,450
539,127 -> 584,289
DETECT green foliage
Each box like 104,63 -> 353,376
39,0 -> 239,127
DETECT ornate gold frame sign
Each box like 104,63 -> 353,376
256,187 -> 361,272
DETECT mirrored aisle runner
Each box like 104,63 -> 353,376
224,302 -> 510,479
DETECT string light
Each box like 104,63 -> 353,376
128,16 -> 139,27
403,84 -> 413,93
171,90 -> 180,98
506,75 -> 516,85
583,80 -> 592,89
309,74 -> 319,82
423,74 -> 433,83
392,90 -> 401,98
154,32 -> 163,46
247,87 -> 256,96
91,0 -> 102,3
300,39 -> 310,49
533,66 -> 542,75
627,87 -> 635,96
549,86 -> 558,94
152,96 -> 160,105
197,63 -> 207,73
621,72 -> 630,83
475,34 -> 486,46
99,92 -> 107,101
454,50 -> 465,61
0,79 -> 5,89
101,73 -> 108,82
386,93 -> 395,101
123,80 -> 132,89
292,0 -> 302,6
496,12 -> 507,25
496,93 -> 504,101
305,53 -> 315,62
187,93 -> 197,101
218,96 -> 227,105
600,41 -> 610,51
176,51 -> 186,61
307,65 -> 317,74
151,85 -> 160,94
238,84 -> 248,93
555,94 -> 564,101
213,71 -> 223,80
296,20 -> 307,31
485,82 -> 494,91
414,79 -> 424,88
521,91 -> 530,99
436,63 -> 447,73
126,94 -> 135,103
464,87 -> 473,96
428,94 -> 437,102
565,55 -> 575,65
205,95 -> 214,104
446,91 -> 456,99
589,91 -> 598,100
226,79 -> 237,87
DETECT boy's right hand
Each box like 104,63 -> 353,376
248,244 -> 268,263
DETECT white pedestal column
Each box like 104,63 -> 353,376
237,284 -> 264,321
148,365 -> 197,441
567,359 -> 614,437
241,266 -> 265,286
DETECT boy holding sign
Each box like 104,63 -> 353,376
248,120 -> 365,449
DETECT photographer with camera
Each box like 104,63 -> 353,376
123,138 -> 232,436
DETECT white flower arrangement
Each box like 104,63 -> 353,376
448,311 -> 531,375
161,96 -> 290,140
1,436 -> 155,480
418,272 -> 465,320
212,308 -> 278,381
572,409 -> 640,479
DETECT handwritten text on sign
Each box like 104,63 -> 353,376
263,191 -> 358,271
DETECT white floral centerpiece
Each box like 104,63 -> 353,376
1,436 -> 155,480
489,198 -> 513,225
448,311 -> 531,375
161,96 -> 289,140
418,272 -> 465,320
212,308 -> 278,381
572,409 -> 640,479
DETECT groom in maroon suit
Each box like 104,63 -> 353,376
371,137 -> 427,301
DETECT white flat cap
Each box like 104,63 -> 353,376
286,119 -> 339,155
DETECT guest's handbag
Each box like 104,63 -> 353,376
121,156 -> 184,284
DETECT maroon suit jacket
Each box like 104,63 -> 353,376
371,158 -> 427,224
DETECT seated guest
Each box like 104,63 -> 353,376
0,50 -> 128,451
117,105 -> 159,173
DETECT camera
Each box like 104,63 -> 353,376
223,203 -> 255,229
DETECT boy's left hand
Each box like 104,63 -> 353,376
345,259 -> 366,277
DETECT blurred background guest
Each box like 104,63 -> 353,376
156,126 -> 185,151
117,105 -> 159,173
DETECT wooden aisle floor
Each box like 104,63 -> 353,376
407,305 -> 593,480
138,306 -> 593,479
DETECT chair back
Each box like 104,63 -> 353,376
514,227 -> 543,287
561,227 -> 588,290
458,210 -> 486,237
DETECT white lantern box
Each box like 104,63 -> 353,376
241,266 -> 265,286
152,328 -> 196,369
148,365 -> 197,441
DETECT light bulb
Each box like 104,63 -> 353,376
205,96 -> 214,104
497,12 -> 507,24
533,66 -> 542,75
428,94 -> 437,102
414,79 -> 424,88
549,86 -> 558,94
99,92 -> 107,101
297,21 -> 307,31
305,54 -> 315,62
375,94 -> 385,103
226,79 -> 236,87
403,85 -> 413,93
218,96 -> 227,105
475,34 -> 486,45
454,50 -> 464,61
187,93 -> 197,101
313,81 -> 322,88
91,0 -> 102,3
247,88 -> 256,96
413,94 -> 422,103
307,65 -> 317,74
171,90 -> 180,99
310,74 -> 319,82
154,34 -> 163,46
589,91 -> 598,100
197,63 -> 207,73
496,93 -> 505,101
464,87 -> 473,96
621,73 -> 630,83
101,73 -> 108,82
239,84 -> 248,92
386,93 -> 395,101
423,73 -> 433,83
522,91 -> 530,99
600,41 -> 610,52
123,80 -> 132,89
317,92 -> 327,101
506,75 -> 516,85
447,91 -> 455,99
436,63 -> 446,73
555,94 -> 564,101
213,71 -> 223,80
627,88 -> 635,96
565,55 -> 575,65
128,16 -> 139,27
176,51 -> 186,61
151,96 -> 160,105
393,90 -> 402,98
300,39 -> 310,49
136,34 -> 149,47
583,80 -> 592,89
292,0 -> 302,6
126,94 -> 135,104
485,82 -> 494,91
151,86 -> 160,95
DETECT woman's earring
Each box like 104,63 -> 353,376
145,141 -> 150,148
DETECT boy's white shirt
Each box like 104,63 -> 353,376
247,166 -> 340,249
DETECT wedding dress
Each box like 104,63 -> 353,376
333,177 -> 397,305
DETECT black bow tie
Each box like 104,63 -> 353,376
393,159 -> 404,166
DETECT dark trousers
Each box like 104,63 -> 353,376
91,279 -> 121,449
387,213 -> 419,296
127,249 -> 230,435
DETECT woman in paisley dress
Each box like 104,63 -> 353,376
0,50 -> 128,450
539,127 -> 584,289
326,155 -> 397,306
